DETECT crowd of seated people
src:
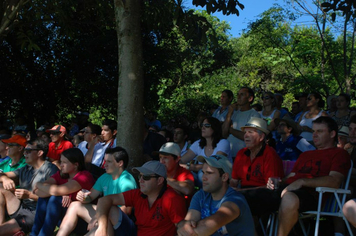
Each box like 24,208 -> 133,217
0,88 -> 356,236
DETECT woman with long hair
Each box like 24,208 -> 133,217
30,148 -> 95,236
181,117 -> 230,187
298,92 -> 328,142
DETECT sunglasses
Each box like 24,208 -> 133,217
262,96 -> 270,100
307,97 -> 312,101
24,148 -> 41,154
139,174 -> 160,181
200,123 -> 212,128
7,143 -> 20,147
50,131 -> 61,135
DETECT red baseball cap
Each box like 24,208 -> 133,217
46,125 -> 66,134
2,134 -> 27,147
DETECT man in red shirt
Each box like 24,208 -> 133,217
88,161 -> 187,236
158,142 -> 194,198
46,125 -> 73,168
230,117 -> 284,189
243,116 -> 351,236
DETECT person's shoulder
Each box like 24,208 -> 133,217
119,170 -> 136,181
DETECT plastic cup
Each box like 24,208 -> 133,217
270,177 -> 281,190
82,189 -> 90,198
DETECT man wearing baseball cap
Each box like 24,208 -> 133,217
158,142 -> 194,198
46,125 -> 73,168
0,135 -> 27,173
230,117 -> 284,189
89,161 -> 187,236
177,154 -> 254,235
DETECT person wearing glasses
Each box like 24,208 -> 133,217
222,87 -> 261,158
0,138 -> 58,236
0,134 -> 27,173
260,92 -> 281,133
46,125 -> 73,168
87,161 -> 187,236
230,117 -> 284,190
56,146 -> 137,236
181,117 -> 230,187
177,154 -> 254,236
297,92 -> 328,143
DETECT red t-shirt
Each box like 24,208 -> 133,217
123,188 -> 187,236
51,170 -> 95,200
286,147 -> 351,184
47,140 -> 73,161
232,145 -> 284,187
172,165 -> 195,205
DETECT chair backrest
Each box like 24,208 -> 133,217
282,160 -> 296,176
322,160 -> 353,212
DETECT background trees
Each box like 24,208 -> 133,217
0,0 -> 355,155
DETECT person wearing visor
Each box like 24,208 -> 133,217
177,154 -> 254,236
0,138 -> 58,235
88,161 -> 187,236
46,125 -> 73,168
0,134 -> 27,173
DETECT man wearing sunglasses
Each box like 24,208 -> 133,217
177,154 -> 254,236
46,125 -> 73,168
0,135 -> 27,173
0,138 -> 58,235
88,161 -> 187,236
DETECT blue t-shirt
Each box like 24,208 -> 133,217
189,187 -> 254,236
276,135 -> 315,161
93,170 -> 137,196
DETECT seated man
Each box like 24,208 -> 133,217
77,123 -> 101,156
242,116 -> 351,236
46,125 -> 73,168
0,135 -> 27,173
157,142 -> 194,198
56,146 -> 137,236
177,154 -> 254,235
173,125 -> 190,156
230,117 -> 284,189
0,138 -> 58,235
85,119 -> 117,179
87,161 -> 187,236
274,117 -> 315,161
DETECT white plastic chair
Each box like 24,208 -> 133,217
298,160 -> 354,236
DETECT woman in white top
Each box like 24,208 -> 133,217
181,117 -> 230,175
298,92 -> 328,142
260,92 -> 281,133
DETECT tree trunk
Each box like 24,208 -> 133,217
114,0 -> 144,169
0,0 -> 26,40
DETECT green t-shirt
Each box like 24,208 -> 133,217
0,156 -> 27,173
93,170 -> 137,196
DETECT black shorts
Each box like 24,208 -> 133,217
242,185 -> 319,216
9,202 -> 36,233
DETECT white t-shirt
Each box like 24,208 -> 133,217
189,139 -> 231,162
227,109 -> 261,158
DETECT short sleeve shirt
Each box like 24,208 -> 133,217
189,139 -> 231,162
286,147 -> 351,184
51,170 -> 95,200
232,145 -> 284,187
47,141 -> 74,161
123,188 -> 187,236
189,187 -> 255,236
0,156 -> 27,173
93,170 -> 137,196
